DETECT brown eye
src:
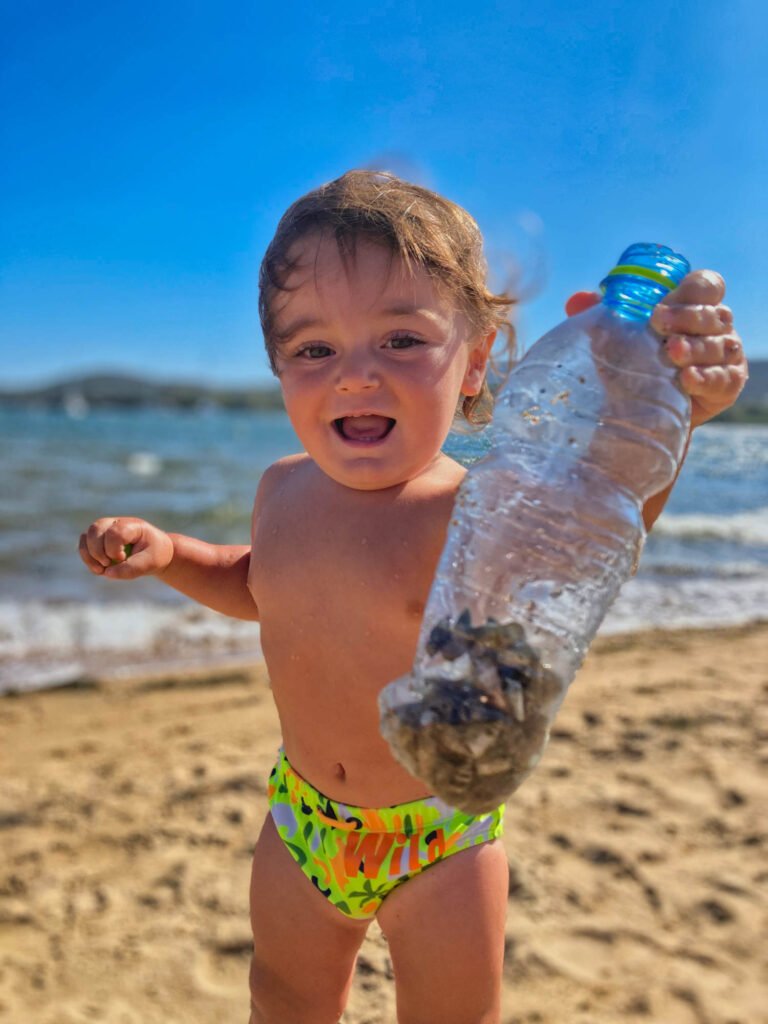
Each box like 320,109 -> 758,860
387,335 -> 423,350
297,344 -> 333,359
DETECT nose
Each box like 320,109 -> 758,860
334,350 -> 380,393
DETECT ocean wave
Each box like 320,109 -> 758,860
601,572 -> 768,635
126,451 -> 163,477
639,560 -> 767,579
3,569 -> 768,693
0,599 -> 262,693
653,508 -> 768,546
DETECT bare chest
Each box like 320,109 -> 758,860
250,496 -> 440,638
244,460 -> 463,801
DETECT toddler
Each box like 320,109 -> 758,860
80,170 -> 747,1024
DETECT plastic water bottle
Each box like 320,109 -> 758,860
379,243 -> 691,813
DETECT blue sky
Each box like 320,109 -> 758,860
2,0 -> 766,386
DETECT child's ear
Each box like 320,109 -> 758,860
461,331 -> 496,396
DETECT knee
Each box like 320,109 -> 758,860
248,956 -> 280,1024
249,954 -> 348,1024
249,957 -> 288,1024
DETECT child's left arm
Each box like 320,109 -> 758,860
566,269 -> 749,528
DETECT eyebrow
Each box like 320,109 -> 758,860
274,305 -> 440,346
273,316 -> 324,346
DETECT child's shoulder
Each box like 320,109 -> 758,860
262,452 -> 312,481
252,453 -> 312,513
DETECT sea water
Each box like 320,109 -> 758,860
1,408 -> 766,692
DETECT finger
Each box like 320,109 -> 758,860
662,269 -> 726,307
652,303 -> 733,338
85,521 -> 114,567
679,363 -> 747,403
103,546 -> 161,581
103,520 -> 142,562
78,533 -> 106,575
664,333 -> 744,368
108,542 -> 134,566
565,291 -> 600,316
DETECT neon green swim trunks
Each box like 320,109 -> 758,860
267,748 -> 505,919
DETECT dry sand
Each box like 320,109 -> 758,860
1,623 -> 766,1024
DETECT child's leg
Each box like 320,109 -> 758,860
376,839 -> 509,1024
248,814 -> 370,1024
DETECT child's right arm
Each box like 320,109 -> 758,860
78,517 -> 257,620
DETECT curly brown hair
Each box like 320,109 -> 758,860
259,169 -> 516,425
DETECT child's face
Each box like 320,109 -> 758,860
271,234 -> 491,491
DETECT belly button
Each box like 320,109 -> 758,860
334,762 -> 346,781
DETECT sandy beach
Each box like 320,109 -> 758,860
1,622 -> 766,1024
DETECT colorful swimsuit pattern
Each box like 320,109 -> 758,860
268,747 -> 505,919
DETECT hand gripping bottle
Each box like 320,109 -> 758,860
379,243 -> 691,813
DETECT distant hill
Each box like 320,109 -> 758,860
717,357 -> 768,423
0,373 -> 285,412
1,362 -> 765,421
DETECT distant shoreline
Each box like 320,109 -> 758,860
0,372 -> 285,413
1,368 -> 767,422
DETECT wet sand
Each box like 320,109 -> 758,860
1,623 -> 766,1024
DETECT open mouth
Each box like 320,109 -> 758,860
333,415 -> 396,443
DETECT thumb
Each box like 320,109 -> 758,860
565,290 -> 601,317
103,543 -> 168,580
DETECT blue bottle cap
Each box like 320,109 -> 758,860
602,243 -> 690,293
